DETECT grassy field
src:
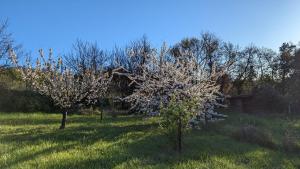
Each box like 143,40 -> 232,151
0,111 -> 299,169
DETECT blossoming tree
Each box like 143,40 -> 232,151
9,49 -> 108,129
122,44 -> 224,152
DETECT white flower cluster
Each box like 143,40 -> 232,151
121,44 -> 224,118
9,49 -> 108,110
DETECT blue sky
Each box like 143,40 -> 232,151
1,0 -> 300,56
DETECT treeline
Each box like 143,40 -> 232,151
62,34 -> 300,113
0,19 -> 299,113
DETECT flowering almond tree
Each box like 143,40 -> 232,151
122,44 -> 223,152
9,49 -> 108,129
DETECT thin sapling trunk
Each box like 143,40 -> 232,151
177,117 -> 182,153
60,111 -> 67,129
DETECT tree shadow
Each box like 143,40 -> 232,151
41,131 -> 285,169
1,116 -> 158,168
2,143 -> 77,169
0,119 -> 156,144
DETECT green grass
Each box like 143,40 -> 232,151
0,111 -> 299,169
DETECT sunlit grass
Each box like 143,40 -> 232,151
0,112 -> 299,169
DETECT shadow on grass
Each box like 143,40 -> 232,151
1,114 -> 298,169
0,122 -> 155,144
43,131 -> 288,169
2,143 -> 77,169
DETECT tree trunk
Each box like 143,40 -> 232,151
288,102 -> 292,114
177,118 -> 182,153
92,106 -> 96,114
59,111 -> 67,129
204,112 -> 209,129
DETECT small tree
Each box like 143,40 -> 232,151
9,49 -> 108,129
124,44 -> 222,152
278,42 -> 296,94
160,96 -> 199,152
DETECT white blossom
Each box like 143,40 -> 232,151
9,49 -> 108,110
116,44 -> 225,119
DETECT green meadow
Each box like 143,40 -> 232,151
1,112 -> 299,169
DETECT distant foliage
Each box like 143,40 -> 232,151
248,85 -> 288,113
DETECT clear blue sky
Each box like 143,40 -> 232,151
1,0 -> 300,56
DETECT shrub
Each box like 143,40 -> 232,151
0,87 -> 56,113
0,68 -> 57,113
248,85 -> 288,113
282,131 -> 300,153
232,125 -> 276,149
